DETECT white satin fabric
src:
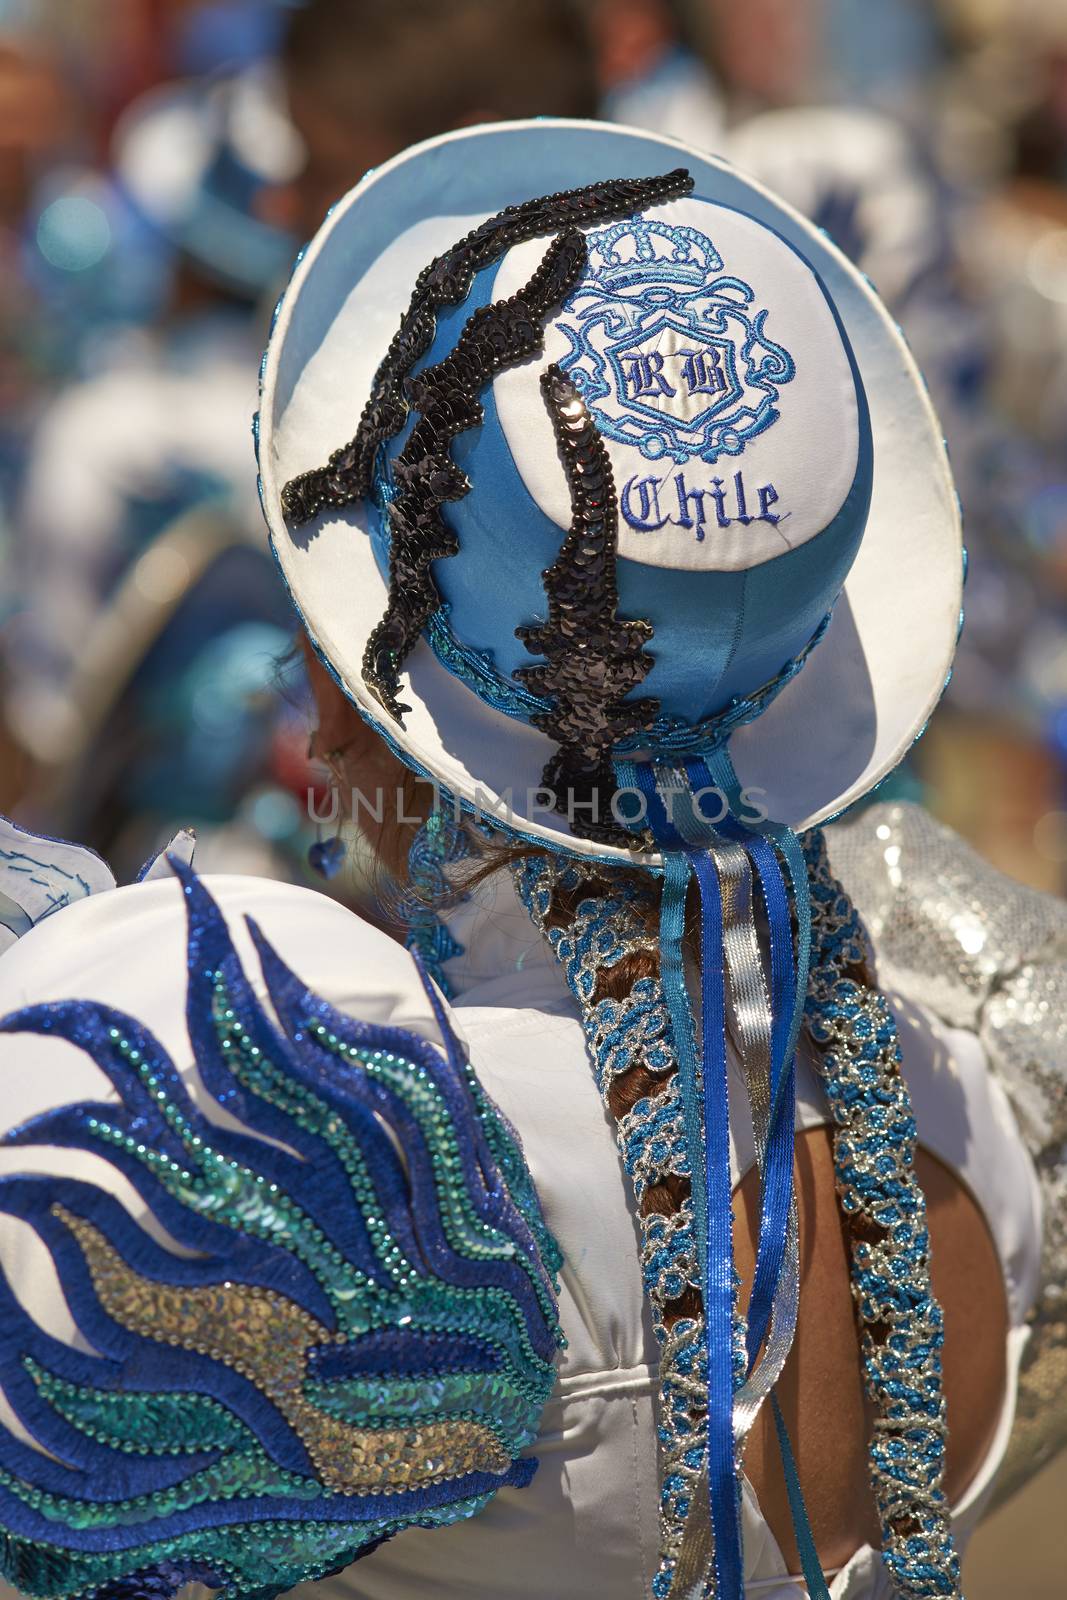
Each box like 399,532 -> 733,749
0,865 -> 1042,1600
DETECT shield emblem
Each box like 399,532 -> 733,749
558,218 -> 796,466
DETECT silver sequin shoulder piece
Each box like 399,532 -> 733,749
826,799 -> 1067,1505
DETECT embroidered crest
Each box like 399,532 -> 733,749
557,218 -> 796,466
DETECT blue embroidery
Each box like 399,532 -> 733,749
0,861 -> 562,1600
620,466 -> 786,540
802,833 -> 960,1596
426,605 -> 551,723
557,218 -> 796,467
400,809 -> 471,997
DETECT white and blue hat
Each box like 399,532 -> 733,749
258,118 -> 962,859
114,66 -> 302,300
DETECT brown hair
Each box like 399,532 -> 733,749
283,0 -> 599,147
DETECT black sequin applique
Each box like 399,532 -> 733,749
516,365 -> 658,847
279,167 -> 694,525
362,228 -> 588,720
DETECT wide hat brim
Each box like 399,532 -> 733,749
258,119 -> 963,863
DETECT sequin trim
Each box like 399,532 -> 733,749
803,830 -> 960,1597
280,168 -> 694,524
397,808 -> 471,997
824,799 -> 1065,1513
516,366 -> 658,846
0,861 -> 562,1600
512,833 -> 962,1598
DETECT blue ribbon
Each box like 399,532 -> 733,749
630,761 -> 743,1600
696,750 -> 811,1123
621,754 -> 823,1597
689,752 -> 829,1588
772,1396 -> 833,1600
734,830 -> 797,1368
689,754 -> 810,1368
687,845 -> 744,1599
660,846 -> 711,1269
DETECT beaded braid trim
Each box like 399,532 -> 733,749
514,835 -> 962,1599
802,829 -> 960,1598
394,808 -> 472,998
280,168 -> 694,525
516,366 -> 659,848
359,229 -> 589,720
511,852 -> 746,1600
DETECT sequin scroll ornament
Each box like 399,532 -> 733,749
360,227 -> 589,720
280,168 -> 694,525
0,860 -> 562,1600
516,366 -> 658,848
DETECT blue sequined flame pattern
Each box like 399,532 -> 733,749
0,860 -> 563,1600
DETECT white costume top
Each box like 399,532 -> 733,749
0,836 -> 1041,1600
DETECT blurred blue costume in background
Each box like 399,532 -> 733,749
2,61 -> 313,880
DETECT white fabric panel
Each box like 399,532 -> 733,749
494,197 -> 860,571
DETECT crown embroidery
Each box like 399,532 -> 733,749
557,218 -> 796,468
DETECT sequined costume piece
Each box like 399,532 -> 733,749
393,809 -> 471,998
802,827 -> 959,1597
425,601 -> 831,760
516,367 -> 658,847
280,169 -> 694,524
826,799 -> 1067,1508
0,862 -> 562,1600
361,229 -> 590,720
511,852 -> 747,1600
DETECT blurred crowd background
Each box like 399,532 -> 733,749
0,3 -> 1064,1590
1,0 -> 1067,895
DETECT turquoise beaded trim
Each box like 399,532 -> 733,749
803,831 -> 960,1597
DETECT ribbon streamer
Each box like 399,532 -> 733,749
629,762 -> 742,1600
677,771 -> 827,1600
650,764 -> 801,1402
624,754 -> 816,1600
